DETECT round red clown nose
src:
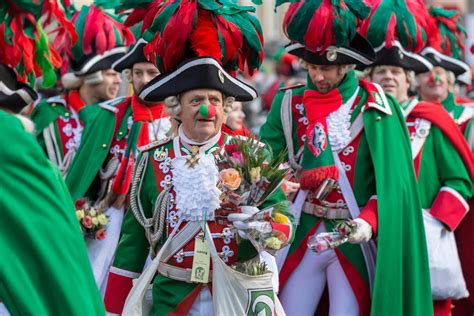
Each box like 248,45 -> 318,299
199,103 -> 216,119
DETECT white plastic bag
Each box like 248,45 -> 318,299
422,209 -> 468,300
206,225 -> 285,316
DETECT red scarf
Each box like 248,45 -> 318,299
66,90 -> 86,113
131,94 -> 165,122
111,95 -> 168,200
299,89 -> 343,189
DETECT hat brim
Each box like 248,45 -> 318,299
73,47 -> 127,76
364,42 -> 433,74
0,65 -> 38,113
113,38 -> 148,72
286,33 -> 375,66
421,47 -> 471,84
139,57 -> 258,102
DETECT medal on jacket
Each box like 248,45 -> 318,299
186,145 -> 200,168
191,232 -> 211,283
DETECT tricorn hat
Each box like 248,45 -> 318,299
421,4 -> 471,84
358,0 -> 436,73
136,0 -> 264,102
112,38 -> 149,72
281,0 -> 375,66
0,65 -> 38,113
66,5 -> 134,76
139,57 -> 257,102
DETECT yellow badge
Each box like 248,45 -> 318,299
191,236 -> 211,283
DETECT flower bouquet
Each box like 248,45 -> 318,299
217,137 -> 288,207
216,136 -> 290,253
307,220 -> 356,252
75,199 -> 109,240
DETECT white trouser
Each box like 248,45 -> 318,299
87,206 -> 124,295
189,287 -> 214,316
279,225 -> 359,316
0,303 -> 10,316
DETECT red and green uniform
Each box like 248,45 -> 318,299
402,98 -> 472,229
259,71 -> 433,315
29,90 -> 94,175
64,94 -> 170,203
0,111 -> 104,315
441,92 -> 474,149
402,100 -> 474,315
104,133 -> 294,315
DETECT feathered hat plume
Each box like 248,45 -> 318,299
427,4 -> 466,60
122,0 -> 264,75
0,0 -> 77,87
280,0 -> 370,53
359,0 -> 438,53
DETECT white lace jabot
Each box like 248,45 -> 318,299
327,87 -> 359,151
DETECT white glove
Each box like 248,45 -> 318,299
347,218 -> 373,244
228,206 -> 272,238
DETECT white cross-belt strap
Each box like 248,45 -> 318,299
333,152 -> 376,293
43,123 -> 62,168
281,89 -> 304,171
411,119 -> 432,159
160,221 -> 202,262
123,218 -> 183,316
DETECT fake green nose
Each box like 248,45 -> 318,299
199,103 -> 216,119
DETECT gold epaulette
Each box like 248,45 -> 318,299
279,83 -> 306,92
138,138 -> 171,153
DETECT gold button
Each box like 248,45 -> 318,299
376,116 -> 382,121
102,144 -> 107,148
166,181 -> 171,187
172,216 -> 179,222
219,252 -> 225,258
170,199 -> 175,204
64,112 -> 70,117
118,131 -> 124,136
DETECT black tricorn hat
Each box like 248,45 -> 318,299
72,47 -> 128,76
0,64 -> 38,113
286,33 -> 375,66
139,57 -> 258,102
420,47 -> 471,85
112,38 -> 149,72
367,41 -> 433,74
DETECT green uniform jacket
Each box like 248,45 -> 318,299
442,92 -> 474,150
0,111 -> 104,315
104,134 -> 295,315
259,74 -> 433,316
29,91 -> 99,173
64,97 -> 127,201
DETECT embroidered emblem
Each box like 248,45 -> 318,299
185,146 -> 201,168
326,49 -> 337,62
308,123 -> 327,157
154,147 -> 168,162
218,70 -> 225,83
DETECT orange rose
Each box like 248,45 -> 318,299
219,168 -> 241,191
